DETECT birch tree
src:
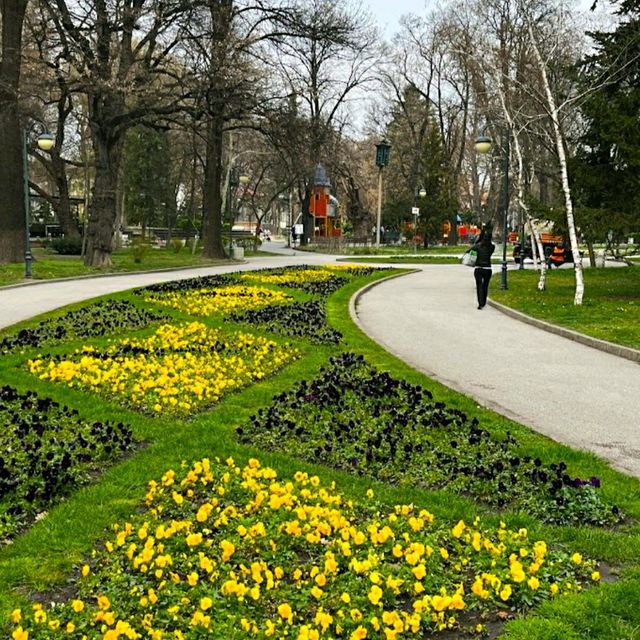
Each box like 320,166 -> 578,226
466,3 -> 550,289
518,0 -> 585,304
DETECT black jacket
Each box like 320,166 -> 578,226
471,241 -> 495,268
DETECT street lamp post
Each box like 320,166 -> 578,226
374,140 -> 391,248
226,167 -> 250,255
474,132 -> 509,290
286,189 -> 293,248
413,186 -> 426,253
22,129 -> 55,278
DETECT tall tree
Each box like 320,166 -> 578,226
123,127 -> 176,238
573,0 -> 640,236
44,0 -> 191,266
271,0 -> 379,243
0,0 -> 29,263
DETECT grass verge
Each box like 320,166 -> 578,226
0,246 -> 276,288
491,268 -> 640,350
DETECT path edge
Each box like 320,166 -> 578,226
488,298 -> 640,364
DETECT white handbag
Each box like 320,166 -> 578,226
461,249 -> 477,267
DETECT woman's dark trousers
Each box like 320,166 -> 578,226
474,268 -> 492,307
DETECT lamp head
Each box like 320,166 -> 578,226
37,132 -> 55,152
474,135 -> 492,154
375,139 -> 391,168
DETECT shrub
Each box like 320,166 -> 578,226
170,238 -> 184,253
50,236 -> 83,255
130,238 -> 149,263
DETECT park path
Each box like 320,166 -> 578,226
0,250 -> 315,330
1,247 -> 639,478
353,264 -> 640,479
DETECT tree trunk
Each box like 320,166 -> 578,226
0,107 -> 24,263
52,152 -> 80,238
587,240 -> 596,267
0,0 -> 29,264
202,112 -> 225,259
523,3 -> 584,304
84,133 -> 122,267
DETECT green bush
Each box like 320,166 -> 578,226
130,238 -> 149,263
235,235 -> 260,250
50,236 -> 83,255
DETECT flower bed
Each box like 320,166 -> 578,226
8,457 -> 600,639
230,300 -> 342,345
138,274 -> 235,294
0,300 -> 167,354
28,322 -> 300,417
240,265 -> 381,298
236,353 -> 621,526
145,285 -> 293,317
0,385 -> 135,543
240,268 -> 349,298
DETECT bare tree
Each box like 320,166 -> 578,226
43,0 -> 192,266
270,0 -> 380,243
22,12 -> 82,238
516,0 -> 585,303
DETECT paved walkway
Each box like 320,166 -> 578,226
354,264 -> 640,478
2,245 -> 639,478
0,248 -> 310,330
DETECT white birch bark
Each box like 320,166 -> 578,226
521,3 -> 584,304
495,84 -> 548,290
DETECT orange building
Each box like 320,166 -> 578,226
309,164 -> 341,237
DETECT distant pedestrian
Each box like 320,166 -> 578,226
290,225 -> 297,245
467,226 -> 495,309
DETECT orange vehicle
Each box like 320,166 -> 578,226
513,233 -> 582,266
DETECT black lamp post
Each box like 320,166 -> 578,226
413,186 -> 426,252
474,132 -> 509,290
23,130 -> 55,278
374,139 -> 391,247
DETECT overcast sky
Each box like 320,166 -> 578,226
366,0 -> 613,39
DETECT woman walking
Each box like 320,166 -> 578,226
470,227 -> 495,309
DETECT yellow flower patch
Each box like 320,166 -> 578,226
28,322 -> 299,416
241,268 -> 338,286
11,458 -> 600,639
146,285 -> 292,317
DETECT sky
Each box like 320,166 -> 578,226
366,0 -> 428,37
365,0 -> 613,40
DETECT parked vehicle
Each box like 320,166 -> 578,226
513,234 -> 582,267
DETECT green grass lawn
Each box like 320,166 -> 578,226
340,255 -> 464,264
0,246 -> 257,287
491,267 -> 640,350
1,266 -> 640,639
